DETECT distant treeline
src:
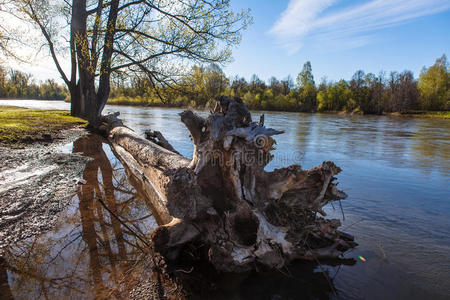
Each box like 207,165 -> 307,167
0,66 -> 68,100
1,55 -> 448,114
110,54 -> 449,113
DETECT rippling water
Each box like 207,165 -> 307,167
1,99 -> 449,299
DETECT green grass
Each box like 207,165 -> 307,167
401,110 -> 450,119
0,105 -> 87,146
108,95 -> 169,106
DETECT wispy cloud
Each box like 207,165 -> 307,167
270,0 -> 450,53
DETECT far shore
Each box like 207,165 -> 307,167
2,98 -> 449,119
106,99 -> 450,120
103,98 -> 450,119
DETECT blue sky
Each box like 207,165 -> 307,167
3,0 -> 449,84
224,0 -> 450,83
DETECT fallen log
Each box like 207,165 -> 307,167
102,96 -> 356,273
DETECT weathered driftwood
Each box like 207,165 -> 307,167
102,97 -> 356,273
145,129 -> 180,155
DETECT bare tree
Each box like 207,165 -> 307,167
388,71 -> 418,112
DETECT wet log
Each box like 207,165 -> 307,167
102,97 -> 356,273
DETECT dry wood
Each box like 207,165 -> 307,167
102,97 -> 356,273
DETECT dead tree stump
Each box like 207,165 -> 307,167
102,97 -> 356,273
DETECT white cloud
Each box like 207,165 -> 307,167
269,0 -> 337,53
269,0 -> 450,53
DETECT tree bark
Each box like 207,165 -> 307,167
102,97 -> 356,273
69,0 -> 119,128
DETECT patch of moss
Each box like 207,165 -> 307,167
0,105 -> 87,146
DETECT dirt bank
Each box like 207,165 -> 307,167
0,127 -> 90,254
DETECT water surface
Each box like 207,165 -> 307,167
1,99 -> 449,299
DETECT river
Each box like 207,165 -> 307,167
1,99 -> 449,299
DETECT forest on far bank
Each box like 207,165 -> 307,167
0,67 -> 67,100
1,54 -> 448,114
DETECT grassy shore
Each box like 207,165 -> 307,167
106,96 -> 449,118
0,105 -> 87,146
397,111 -> 450,119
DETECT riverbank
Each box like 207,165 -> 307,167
394,110 -> 450,119
0,106 -> 90,254
105,97 -> 450,119
0,105 -> 87,147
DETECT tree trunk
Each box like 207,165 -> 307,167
102,97 -> 356,273
85,88 -> 100,128
69,86 -> 81,117
68,0 -> 118,128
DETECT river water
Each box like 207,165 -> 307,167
1,99 -> 449,299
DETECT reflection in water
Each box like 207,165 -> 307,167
203,259 -> 356,300
0,99 -> 448,298
0,257 -> 13,300
2,134 -> 354,300
4,134 -> 156,299
411,121 -> 450,176
1,134 -> 345,300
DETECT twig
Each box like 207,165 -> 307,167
175,267 -> 194,274
378,241 -> 387,259
305,241 -> 337,297
338,200 -> 345,220
332,264 -> 342,280
330,201 -> 336,210
97,198 -> 151,248
341,218 -> 364,231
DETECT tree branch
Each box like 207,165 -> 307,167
90,0 -> 103,71
110,49 -> 178,72
24,1 -> 70,87
97,0 -> 120,115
